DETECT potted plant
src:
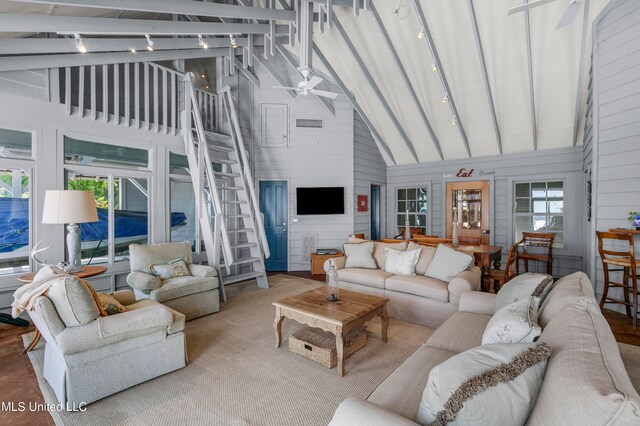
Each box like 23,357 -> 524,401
629,211 -> 640,230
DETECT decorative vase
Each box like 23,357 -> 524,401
404,210 -> 411,241
452,220 -> 459,247
326,259 -> 339,302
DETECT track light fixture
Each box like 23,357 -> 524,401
442,94 -> 449,103
145,34 -> 154,52
130,47 -> 136,53
198,34 -> 208,49
451,115 -> 458,126
74,33 -> 87,54
417,30 -> 425,39
229,34 -> 238,49
431,62 -> 437,72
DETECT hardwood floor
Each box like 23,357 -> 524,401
1,270 -> 638,425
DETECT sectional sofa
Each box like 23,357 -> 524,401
325,240 -> 481,328
329,272 -> 640,425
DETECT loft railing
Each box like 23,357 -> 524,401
57,62 -> 217,134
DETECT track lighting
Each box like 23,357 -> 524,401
417,30 -> 425,39
198,34 -> 208,49
229,34 -> 238,49
431,63 -> 437,72
442,94 -> 449,103
451,115 -> 458,126
145,34 -> 154,52
74,33 -> 87,54
130,47 -> 136,53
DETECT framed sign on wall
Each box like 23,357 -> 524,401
357,195 -> 368,212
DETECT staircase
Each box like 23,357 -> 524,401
183,74 -> 270,298
55,62 -> 270,297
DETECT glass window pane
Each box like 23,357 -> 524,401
67,173 -> 109,265
0,128 -> 32,159
409,215 -> 416,226
397,201 -> 406,212
170,180 -> 196,250
397,189 -> 406,200
548,200 -> 563,213
547,181 -> 564,197
169,152 -> 190,176
408,201 -> 417,212
114,177 -> 148,260
515,183 -> 530,198
533,215 -> 548,231
531,182 -> 546,198
515,216 -> 533,241
515,198 -> 530,213
418,201 -> 427,213
415,214 -> 426,226
407,188 -> 417,200
397,215 -> 404,226
418,188 -> 427,201
533,200 -> 546,213
0,168 -> 29,274
64,136 -> 149,169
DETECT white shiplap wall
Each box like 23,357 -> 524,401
242,57 -> 355,271
590,0 -> 640,306
386,147 -> 585,277
353,110 -> 387,239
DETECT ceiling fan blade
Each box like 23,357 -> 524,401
306,76 -> 323,90
272,85 -> 298,90
508,0 -> 557,15
556,0 -> 582,29
310,89 -> 338,100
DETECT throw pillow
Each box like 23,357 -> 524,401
416,342 -> 551,426
495,273 -> 553,312
150,257 -> 192,279
46,275 -> 101,327
407,242 -> 436,275
425,244 -> 473,283
482,296 -> 541,344
97,293 -> 127,315
343,242 -> 377,269
373,241 -> 408,268
383,247 -> 422,276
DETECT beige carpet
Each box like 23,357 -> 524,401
619,343 -> 640,393
26,275 -> 433,426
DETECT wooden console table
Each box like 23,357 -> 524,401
18,265 -> 107,352
310,252 -> 343,275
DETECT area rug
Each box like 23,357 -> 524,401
25,275 -> 434,426
619,342 -> 640,393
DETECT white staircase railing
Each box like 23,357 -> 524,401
58,63 -> 217,134
219,86 -> 270,260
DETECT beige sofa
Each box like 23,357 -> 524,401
325,241 -> 481,327
329,271 -> 640,425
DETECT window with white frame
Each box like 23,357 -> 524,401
64,136 -> 150,264
169,153 -> 196,251
514,181 -> 565,247
396,187 -> 428,236
0,128 -> 33,275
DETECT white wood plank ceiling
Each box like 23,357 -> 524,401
0,0 -> 613,165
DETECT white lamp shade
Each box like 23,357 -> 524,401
42,190 -> 99,224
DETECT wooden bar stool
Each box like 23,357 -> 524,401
490,242 -> 519,292
516,232 -> 555,276
596,231 -> 639,329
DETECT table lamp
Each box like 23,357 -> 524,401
42,190 -> 98,273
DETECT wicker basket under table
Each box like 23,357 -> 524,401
288,325 -> 367,368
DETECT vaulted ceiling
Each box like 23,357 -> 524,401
0,0 -> 612,165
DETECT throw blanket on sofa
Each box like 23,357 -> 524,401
12,265 -> 69,317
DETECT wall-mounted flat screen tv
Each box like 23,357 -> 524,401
296,187 -> 344,215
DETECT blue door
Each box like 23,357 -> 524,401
260,181 -> 288,271
371,185 -> 381,240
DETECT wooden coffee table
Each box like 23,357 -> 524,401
273,287 -> 389,377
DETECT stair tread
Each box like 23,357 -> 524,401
213,158 -> 238,165
221,200 -> 247,204
214,172 -> 240,177
221,257 -> 261,267
208,145 -> 234,152
217,186 -> 243,190
221,271 -> 266,285
226,214 -> 250,218
231,242 -> 258,249
227,228 -> 254,233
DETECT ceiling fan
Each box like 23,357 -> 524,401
508,0 -> 584,29
273,68 -> 338,99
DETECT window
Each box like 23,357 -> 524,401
0,128 -> 32,159
64,136 -> 150,264
169,154 -> 196,250
0,168 -> 30,274
514,181 -> 564,247
396,187 -> 427,235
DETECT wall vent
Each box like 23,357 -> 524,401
296,119 -> 323,129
